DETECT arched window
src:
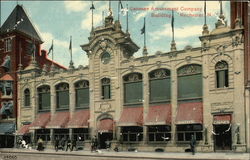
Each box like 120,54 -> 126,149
177,64 -> 202,101
56,83 -> 69,110
75,80 -> 89,108
215,61 -> 229,88
24,89 -> 30,107
101,78 -> 111,100
101,51 -> 111,64
123,73 -> 143,104
149,69 -> 171,103
37,85 -> 50,111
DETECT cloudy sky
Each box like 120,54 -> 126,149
1,1 -> 230,68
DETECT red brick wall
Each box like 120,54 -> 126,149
0,31 -> 66,120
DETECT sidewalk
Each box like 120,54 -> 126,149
0,148 -> 249,160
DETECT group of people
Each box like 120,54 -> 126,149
54,137 -> 77,152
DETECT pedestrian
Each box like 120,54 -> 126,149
54,137 -> 59,152
91,136 -> 97,152
190,135 -> 196,155
37,137 -> 44,151
60,138 -> 65,151
70,138 -> 77,151
65,138 -> 71,151
105,139 -> 111,150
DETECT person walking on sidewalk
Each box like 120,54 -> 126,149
54,137 -> 59,152
65,138 -> 71,151
70,138 -> 77,151
190,135 -> 196,155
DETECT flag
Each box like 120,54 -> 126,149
171,10 -> 174,34
90,2 -> 95,10
47,41 -> 53,55
141,18 -> 145,34
119,0 -> 123,9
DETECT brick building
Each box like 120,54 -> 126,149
0,5 -> 65,148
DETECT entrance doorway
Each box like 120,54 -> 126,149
214,124 -> 232,151
98,132 -> 112,149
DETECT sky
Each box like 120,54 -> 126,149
1,1 -> 230,68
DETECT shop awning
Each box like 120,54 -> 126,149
67,110 -> 89,128
175,102 -> 203,124
30,112 -> 51,129
16,124 -> 31,135
0,122 -> 15,135
98,119 -> 113,132
46,111 -> 69,128
213,114 -> 231,124
117,107 -> 143,126
145,104 -> 171,125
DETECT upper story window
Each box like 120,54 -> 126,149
101,78 -> 111,100
0,81 -> 13,96
4,38 -> 12,52
177,64 -> 202,101
56,83 -> 69,110
215,61 -> 229,88
149,69 -> 171,103
101,51 -> 111,64
75,80 -> 89,109
123,73 -> 143,105
38,85 -> 50,112
24,89 -> 30,107
1,55 -> 11,72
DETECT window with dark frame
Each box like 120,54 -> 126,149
38,85 -> 51,112
72,128 -> 89,141
75,80 -> 89,108
101,78 -> 111,100
56,83 -> 69,110
24,88 -> 30,107
176,124 -> 203,142
148,125 -> 171,142
149,69 -> 171,103
215,61 -> 229,88
4,38 -> 12,52
123,73 -> 143,105
121,126 -> 143,142
177,64 -> 202,101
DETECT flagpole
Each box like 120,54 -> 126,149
204,0 -> 207,25
52,40 -> 54,62
118,1 -> 120,21
70,36 -> 72,63
126,3 -> 128,33
144,17 -> 146,47
90,0 -> 95,32
171,10 -> 174,42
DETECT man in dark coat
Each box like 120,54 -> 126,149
54,137 -> 59,152
66,138 -> 71,151
190,135 -> 196,155
70,138 -> 77,151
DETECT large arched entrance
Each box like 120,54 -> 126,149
97,118 -> 114,149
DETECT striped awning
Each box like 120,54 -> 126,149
46,111 -> 69,128
118,107 -> 143,126
176,102 -> 203,124
145,104 -> 171,126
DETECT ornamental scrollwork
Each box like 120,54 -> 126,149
177,64 -> 202,76
124,73 -> 142,82
56,83 -> 69,91
149,69 -> 170,79
75,80 -> 89,89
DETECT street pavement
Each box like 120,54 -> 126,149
0,148 -> 249,160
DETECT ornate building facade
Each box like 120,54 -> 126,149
16,2 -> 249,153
